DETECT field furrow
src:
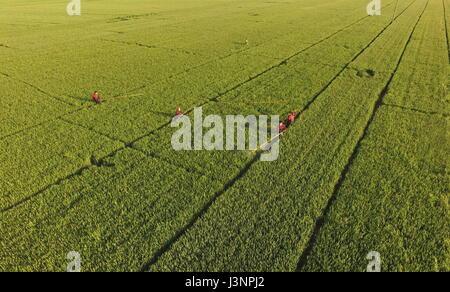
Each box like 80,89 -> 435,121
61,0 -> 400,142
299,0 -> 435,270
0,149 -> 230,271
0,120 -> 124,211
301,107 -> 449,272
444,0 -> 450,60
0,75 -> 72,138
300,0 -> 449,272
382,102 -> 449,116
382,0 -> 449,114
0,72 -> 76,106
147,0 -> 430,272
1,0 -> 446,273
0,1 -> 408,268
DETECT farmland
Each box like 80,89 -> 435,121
0,0 -> 448,272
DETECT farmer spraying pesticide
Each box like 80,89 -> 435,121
92,91 -> 101,104
279,122 -> 287,135
286,112 -> 296,128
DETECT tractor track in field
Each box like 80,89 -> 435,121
297,0 -> 430,272
0,0 -> 406,261
111,45 -> 260,97
139,152 -> 263,272
300,0 -> 417,115
109,1 -> 396,98
59,117 -> 207,175
138,0 -> 418,271
100,38 -> 201,56
58,117 -> 128,145
0,0 -> 395,144
0,106 -> 88,142
0,0 -> 397,229
381,103 -> 449,117
0,6 -> 380,143
0,72 -> 76,107
443,0 -> 450,63
392,0 -> 400,21
0,165 -> 93,213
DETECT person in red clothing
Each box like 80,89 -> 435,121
286,112 -> 296,127
175,108 -> 183,116
289,112 -> 296,122
92,91 -> 101,104
279,122 -> 287,134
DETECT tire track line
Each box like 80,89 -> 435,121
301,0 -> 417,114
0,72 -> 76,106
107,2 -> 395,99
129,2 -> 399,147
443,0 -> 450,63
297,0 -> 430,272
0,6 -> 380,143
0,106 -> 88,142
381,102 -> 449,117
58,117 -> 128,145
0,1 -> 396,216
139,152 -> 263,272
0,98 -> 106,142
139,0 -> 417,272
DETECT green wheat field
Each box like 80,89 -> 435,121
0,0 -> 449,272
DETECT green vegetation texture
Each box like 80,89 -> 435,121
0,0 -> 448,272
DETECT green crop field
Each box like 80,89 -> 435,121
0,0 -> 448,272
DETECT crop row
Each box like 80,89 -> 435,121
0,149 -> 227,272
65,0 -> 403,143
302,0 -> 449,271
0,0 -> 393,216
302,107 -> 449,272
0,0 -> 374,108
107,0 -> 381,60
148,0 -> 431,272
133,0 -> 416,206
383,0 -> 449,114
0,75 -> 71,138
446,0 -> 450,51
0,0 -> 408,271
1,0 -> 397,143
0,119 -> 124,211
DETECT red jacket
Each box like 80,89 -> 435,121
92,93 -> 99,99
